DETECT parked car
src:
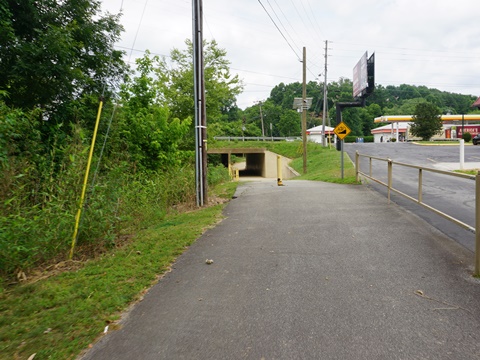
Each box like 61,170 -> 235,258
473,134 -> 480,145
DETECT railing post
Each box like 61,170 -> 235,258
475,171 -> 480,276
387,158 -> 392,204
355,151 -> 359,182
418,168 -> 423,203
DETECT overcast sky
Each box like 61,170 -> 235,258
100,0 -> 480,110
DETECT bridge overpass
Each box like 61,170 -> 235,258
207,148 -> 299,179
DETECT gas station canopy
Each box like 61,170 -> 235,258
374,114 -> 480,123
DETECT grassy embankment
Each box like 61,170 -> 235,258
0,141 -> 355,360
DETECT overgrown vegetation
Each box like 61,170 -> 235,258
0,6 -> 240,280
0,188 -> 234,360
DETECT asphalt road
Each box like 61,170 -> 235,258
81,180 -> 480,360
344,142 -> 478,252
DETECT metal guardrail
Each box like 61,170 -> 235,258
214,136 -> 301,142
355,151 -> 480,276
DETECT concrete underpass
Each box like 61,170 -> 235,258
207,148 -> 299,179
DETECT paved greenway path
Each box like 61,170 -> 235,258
81,180 -> 480,360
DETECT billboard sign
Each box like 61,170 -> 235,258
353,52 -> 368,98
352,52 -> 375,99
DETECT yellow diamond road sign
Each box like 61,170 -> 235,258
334,121 -> 351,140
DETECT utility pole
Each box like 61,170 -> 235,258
192,0 -> 207,206
322,40 -> 328,147
302,47 -> 307,174
258,101 -> 265,140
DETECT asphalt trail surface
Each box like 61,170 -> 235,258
81,180 -> 480,360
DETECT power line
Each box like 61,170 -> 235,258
231,67 -> 299,81
305,0 -> 326,41
334,41 -> 480,56
297,0 -> 323,44
266,0 -> 302,55
257,0 -> 301,61
128,0 -> 149,63
271,0 -> 304,50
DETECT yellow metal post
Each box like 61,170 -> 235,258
69,99 -> 104,260
277,155 -> 283,186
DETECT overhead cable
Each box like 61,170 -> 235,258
257,0 -> 301,61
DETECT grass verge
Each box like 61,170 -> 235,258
290,144 -> 357,183
0,183 -> 236,360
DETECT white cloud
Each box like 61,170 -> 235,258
101,0 -> 480,110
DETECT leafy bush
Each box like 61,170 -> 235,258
344,136 -> 373,143
207,164 -> 230,187
344,136 -> 357,143
462,132 -> 472,142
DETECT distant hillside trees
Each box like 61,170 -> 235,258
235,80 -> 477,138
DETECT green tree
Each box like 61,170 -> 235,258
359,103 -> 382,136
278,110 -> 301,137
156,39 -> 243,124
260,101 -> 283,137
0,0 -> 126,112
410,102 -> 443,140
119,56 -> 191,171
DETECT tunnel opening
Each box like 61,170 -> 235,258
207,148 -> 298,180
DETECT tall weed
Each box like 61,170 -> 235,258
117,166 -> 196,232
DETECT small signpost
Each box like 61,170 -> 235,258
334,121 -> 352,179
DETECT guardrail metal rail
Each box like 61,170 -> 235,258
355,151 -> 480,276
